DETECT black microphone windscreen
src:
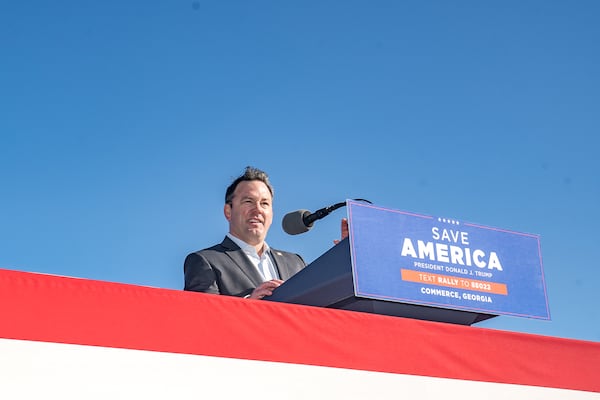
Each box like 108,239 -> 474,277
282,210 -> 312,235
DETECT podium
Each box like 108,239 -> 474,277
267,238 -> 496,325
268,200 -> 550,325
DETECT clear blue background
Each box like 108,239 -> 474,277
2,1 -> 598,342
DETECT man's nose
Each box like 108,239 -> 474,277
249,201 -> 263,212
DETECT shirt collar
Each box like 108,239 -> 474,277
227,233 -> 270,258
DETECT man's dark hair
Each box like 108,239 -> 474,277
225,166 -> 274,204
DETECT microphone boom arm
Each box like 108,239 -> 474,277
282,199 -> 372,235
302,199 -> 371,227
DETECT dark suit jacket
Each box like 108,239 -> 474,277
184,236 -> 306,297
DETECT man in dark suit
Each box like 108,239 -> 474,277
184,166 -> 307,299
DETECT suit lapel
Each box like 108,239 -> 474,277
220,237 -> 264,286
270,249 -> 292,280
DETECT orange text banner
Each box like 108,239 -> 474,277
401,269 -> 508,295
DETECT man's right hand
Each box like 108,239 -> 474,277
248,279 -> 283,299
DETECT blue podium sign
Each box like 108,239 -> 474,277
347,200 -> 550,320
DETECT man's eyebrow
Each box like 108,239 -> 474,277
239,194 -> 271,202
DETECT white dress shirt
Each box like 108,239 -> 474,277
227,234 -> 279,281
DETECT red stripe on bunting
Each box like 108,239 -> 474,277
0,268 -> 598,393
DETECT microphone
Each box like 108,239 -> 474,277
282,209 -> 314,235
282,199 -> 371,235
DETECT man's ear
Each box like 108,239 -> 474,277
224,203 -> 232,221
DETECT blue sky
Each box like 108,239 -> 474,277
2,1 -> 599,342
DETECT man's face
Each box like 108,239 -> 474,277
224,180 -> 273,246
